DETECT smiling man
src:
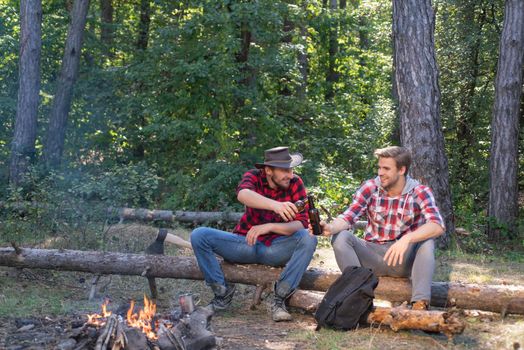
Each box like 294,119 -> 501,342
317,146 -> 444,310
191,147 -> 317,321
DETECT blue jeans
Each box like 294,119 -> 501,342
191,227 -> 317,296
331,230 -> 435,302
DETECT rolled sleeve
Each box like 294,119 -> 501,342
338,180 -> 375,226
414,186 -> 445,230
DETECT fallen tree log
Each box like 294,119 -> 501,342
107,207 -> 368,229
1,247 -> 523,315
289,290 -> 465,336
108,207 -> 244,224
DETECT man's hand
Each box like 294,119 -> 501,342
308,220 -> 332,236
271,201 -> 299,222
246,224 -> 273,246
383,236 -> 411,266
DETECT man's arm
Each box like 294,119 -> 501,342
319,217 -> 350,236
383,222 -> 443,266
238,188 -> 298,221
313,180 -> 376,236
384,186 -> 445,266
245,221 -> 305,245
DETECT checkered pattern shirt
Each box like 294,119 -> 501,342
233,169 -> 309,246
338,178 -> 444,243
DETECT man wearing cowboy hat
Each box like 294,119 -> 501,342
191,146 -> 318,322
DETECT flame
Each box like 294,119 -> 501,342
126,294 -> 158,340
87,299 -> 112,326
86,295 -> 158,340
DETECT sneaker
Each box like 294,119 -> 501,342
208,283 -> 236,311
411,300 -> 429,311
145,228 -> 168,255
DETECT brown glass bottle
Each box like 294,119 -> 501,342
308,195 -> 322,235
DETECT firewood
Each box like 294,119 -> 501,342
1,247 -> 523,315
111,319 -> 126,350
288,290 -> 465,336
367,307 -> 465,337
94,314 -> 117,350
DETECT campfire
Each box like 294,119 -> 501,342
87,295 -> 160,340
66,294 -> 218,350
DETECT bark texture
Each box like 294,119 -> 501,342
393,0 -> 454,247
1,247 -> 523,315
488,0 -> 524,239
9,0 -> 42,185
43,0 -> 90,168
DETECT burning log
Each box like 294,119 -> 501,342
1,247 -> 523,315
108,207 -> 368,229
288,290 -> 465,336
94,314 -> 118,350
82,294 -> 217,350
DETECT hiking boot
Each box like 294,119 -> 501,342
411,300 -> 429,311
272,282 -> 294,322
145,228 -> 168,255
208,283 -> 236,311
271,295 -> 292,322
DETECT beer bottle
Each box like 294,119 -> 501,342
308,195 -> 322,235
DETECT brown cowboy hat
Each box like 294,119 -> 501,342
255,146 -> 303,169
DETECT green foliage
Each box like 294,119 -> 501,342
70,162 -> 160,208
164,160 -> 246,211
0,0 -> 522,253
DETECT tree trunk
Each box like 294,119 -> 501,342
488,0 -> 524,240
1,247 -> 523,315
325,0 -> 339,100
9,0 -> 42,186
131,0 -> 152,160
235,21 -> 255,107
136,0 -> 151,50
392,0 -> 454,247
297,23 -> 308,99
290,291 -> 464,336
43,0 -> 90,169
99,0 -> 113,51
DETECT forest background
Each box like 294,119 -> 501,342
0,0 -> 523,256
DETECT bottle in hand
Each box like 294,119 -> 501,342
308,195 -> 322,235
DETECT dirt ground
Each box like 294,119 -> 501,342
1,224 -> 523,349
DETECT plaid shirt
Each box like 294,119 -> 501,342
338,177 -> 444,243
233,169 -> 309,246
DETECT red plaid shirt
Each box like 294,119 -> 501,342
233,169 -> 309,246
339,177 -> 444,243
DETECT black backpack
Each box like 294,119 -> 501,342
314,266 -> 379,330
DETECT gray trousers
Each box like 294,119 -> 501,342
331,230 -> 435,302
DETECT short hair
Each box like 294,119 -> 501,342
374,146 -> 411,174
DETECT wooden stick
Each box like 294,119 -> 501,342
89,274 -> 101,301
